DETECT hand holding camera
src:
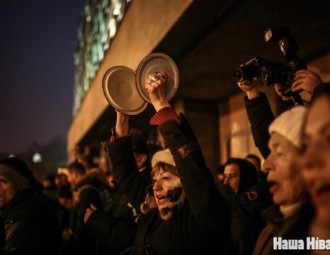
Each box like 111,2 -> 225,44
237,78 -> 261,99
292,69 -> 323,95
274,83 -> 291,101
233,26 -> 307,105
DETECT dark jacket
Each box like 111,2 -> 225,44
222,158 -> 267,255
83,144 -> 151,255
253,204 -> 313,255
244,92 -> 297,159
234,187 -> 266,255
85,185 -> 139,255
107,114 -> 230,255
69,176 -> 103,255
244,92 -> 274,159
0,189 -> 61,255
243,92 -> 276,224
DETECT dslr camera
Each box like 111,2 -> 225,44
232,56 -> 269,83
233,27 -> 306,99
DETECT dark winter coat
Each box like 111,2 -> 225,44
107,114 -> 231,255
83,144 -> 151,255
85,185 -> 139,255
244,92 -> 274,159
253,204 -> 313,255
69,176 -> 103,255
244,92 -> 296,159
221,158 -> 267,255
0,188 -> 61,255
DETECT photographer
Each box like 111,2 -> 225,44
237,78 -> 273,158
235,26 -> 324,158
237,68 -> 323,159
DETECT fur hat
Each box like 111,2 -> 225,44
151,149 -> 175,168
268,106 -> 308,149
0,157 -> 31,191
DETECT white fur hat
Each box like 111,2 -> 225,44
151,149 -> 176,167
268,106 -> 308,149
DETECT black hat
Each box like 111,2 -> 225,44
224,158 -> 258,193
0,157 -> 31,191
131,133 -> 149,155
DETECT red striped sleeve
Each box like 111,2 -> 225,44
150,107 -> 180,126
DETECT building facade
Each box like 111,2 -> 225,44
68,0 -> 330,174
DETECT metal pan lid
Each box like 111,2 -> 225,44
136,53 -> 179,104
102,66 -> 147,115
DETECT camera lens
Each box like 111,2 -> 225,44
287,71 -> 295,82
232,67 -> 244,82
260,66 -> 271,86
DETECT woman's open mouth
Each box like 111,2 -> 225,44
310,182 -> 330,205
268,180 -> 279,194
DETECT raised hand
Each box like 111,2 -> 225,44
144,72 -> 171,111
292,69 -> 323,95
115,110 -> 129,137
274,83 -> 291,101
237,78 -> 260,99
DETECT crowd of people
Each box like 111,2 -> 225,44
0,63 -> 329,255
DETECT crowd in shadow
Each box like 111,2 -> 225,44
0,65 -> 329,255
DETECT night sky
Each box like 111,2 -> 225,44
0,0 -> 85,154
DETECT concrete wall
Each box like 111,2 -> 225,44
68,0 -> 330,166
218,93 -> 263,165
